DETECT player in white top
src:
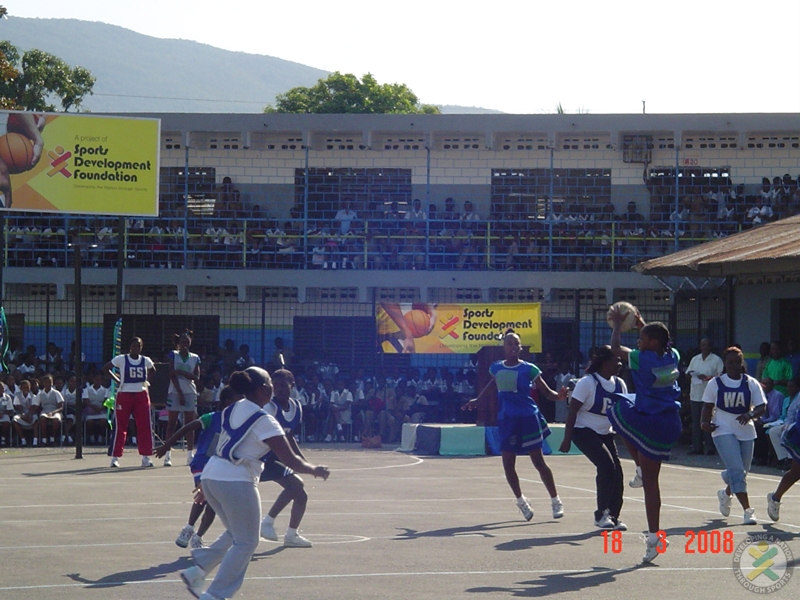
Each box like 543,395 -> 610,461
104,337 -> 156,468
0,382 -> 12,446
164,330 -> 202,467
559,346 -> 628,530
179,367 -> 329,600
701,347 -> 767,524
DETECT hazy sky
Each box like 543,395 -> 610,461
10,0 -> 800,114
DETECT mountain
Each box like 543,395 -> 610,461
0,18 -> 503,115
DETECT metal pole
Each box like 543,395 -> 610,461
116,217 -> 124,317
674,145 -> 680,252
184,146 -> 189,266
303,144 -> 309,269
260,288 -> 266,369
548,147 -> 554,270
73,243 -> 83,459
426,146 -> 431,270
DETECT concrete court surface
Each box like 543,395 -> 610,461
1,444 -> 799,600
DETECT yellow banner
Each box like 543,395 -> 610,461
0,111 -> 160,215
377,302 -> 541,354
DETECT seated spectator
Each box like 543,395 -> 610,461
0,382 -> 12,446
768,377 -> 800,469
326,379 -> 352,442
746,197 -> 774,226
38,342 -> 63,374
82,373 -> 109,445
334,199 -> 358,235
18,346 -> 39,375
764,341 -> 793,396
12,379 -> 39,446
60,374 -> 79,444
754,377 -> 785,465
37,374 -> 64,446
234,344 -> 255,370
405,384 -> 429,424
405,198 -> 427,222
379,382 -> 411,442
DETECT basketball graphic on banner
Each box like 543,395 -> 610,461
404,309 -> 433,338
0,133 -> 34,174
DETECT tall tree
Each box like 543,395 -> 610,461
0,41 -> 95,112
265,72 -> 440,114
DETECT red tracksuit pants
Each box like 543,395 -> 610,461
112,391 -> 154,458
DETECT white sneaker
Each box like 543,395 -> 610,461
176,524 -> 194,548
180,565 -> 206,598
717,489 -> 732,517
32,438 -> 38,447
49,437 -> 55,444
110,457 -> 120,468
260,519 -> 278,541
190,534 -> 204,549
324,434 -> 332,442
284,531 -> 312,547
163,451 -> 172,467
767,492 -> 781,522
141,456 -> 154,468
642,534 -> 668,563
66,435 -> 73,444
743,508 -> 757,525
131,436 -> 137,445
594,510 -> 615,529
613,518 -> 628,531
516,497 -> 534,521
20,438 -> 27,447
551,497 -> 564,519
629,466 -> 643,488
186,451 -> 195,466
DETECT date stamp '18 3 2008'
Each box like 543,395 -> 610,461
601,530 -> 736,554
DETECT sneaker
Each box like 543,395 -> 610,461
32,438 -> 38,447
324,434 -> 332,443
131,436 -> 137,445
190,534 -> 204,549
516,497 -> 534,521
551,497 -> 564,519
66,435 -> 73,444
743,508 -> 757,525
284,531 -> 313,547
594,510 -> 615,529
163,451 -> 172,467
767,493 -> 781,522
180,565 -> 206,598
612,518 -> 628,531
176,524 -> 194,548
717,489 -> 732,517
49,437 -> 55,444
629,466 -> 643,488
642,534 -> 668,563
260,519 -> 279,541
186,451 -> 195,466
141,456 -> 154,468
110,457 -> 120,468
20,438 -> 26,447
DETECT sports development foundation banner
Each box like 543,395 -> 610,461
377,302 -> 541,354
0,111 -> 160,215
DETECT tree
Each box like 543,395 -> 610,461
265,72 -> 440,114
0,41 -> 95,112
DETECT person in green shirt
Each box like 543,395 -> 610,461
763,341 -> 793,397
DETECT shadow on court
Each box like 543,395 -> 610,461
466,565 -> 641,597
64,556 -> 191,588
394,521 -> 526,540
494,530 -> 597,551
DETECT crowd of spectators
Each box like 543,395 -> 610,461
4,173 -> 799,272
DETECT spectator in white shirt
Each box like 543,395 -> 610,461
12,379 -> 40,446
334,200 -> 358,234
686,339 -> 724,455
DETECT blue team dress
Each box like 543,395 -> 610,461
781,409 -> 800,463
490,360 -> 551,453
607,348 -> 682,461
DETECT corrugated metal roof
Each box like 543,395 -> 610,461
634,216 -> 800,277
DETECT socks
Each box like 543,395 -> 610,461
551,496 -> 561,505
262,515 -> 275,526
286,526 -> 297,537
647,532 -> 659,545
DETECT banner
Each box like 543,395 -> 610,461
0,111 -> 160,215
377,302 -> 541,354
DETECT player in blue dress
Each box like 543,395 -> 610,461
767,376 -> 800,521
607,305 -> 681,563
259,369 -> 315,547
464,331 -> 564,520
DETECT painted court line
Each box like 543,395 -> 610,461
0,566 -> 742,592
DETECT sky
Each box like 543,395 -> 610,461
9,0 -> 800,114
